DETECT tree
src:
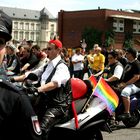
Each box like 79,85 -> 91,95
82,27 -> 102,51
104,30 -> 115,48
123,32 -> 133,49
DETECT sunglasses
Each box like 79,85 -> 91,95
46,47 -> 54,51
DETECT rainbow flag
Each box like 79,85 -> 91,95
93,77 -> 119,114
89,75 -> 97,89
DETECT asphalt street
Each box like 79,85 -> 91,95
102,122 -> 140,140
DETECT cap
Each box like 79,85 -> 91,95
0,10 -> 12,42
49,39 -> 62,49
7,44 -> 16,50
126,47 -> 137,58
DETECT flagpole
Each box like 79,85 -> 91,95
81,77 -> 102,113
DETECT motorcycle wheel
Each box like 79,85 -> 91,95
122,110 -> 140,128
80,129 -> 103,140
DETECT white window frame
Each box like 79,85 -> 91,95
14,22 -> 18,29
133,20 -> 140,33
19,31 -> 24,41
20,22 -> 24,30
113,18 -> 124,32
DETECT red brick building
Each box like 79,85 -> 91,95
58,8 -> 140,50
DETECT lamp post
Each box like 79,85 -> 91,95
81,39 -> 87,53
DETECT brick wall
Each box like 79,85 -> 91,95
58,9 -> 140,50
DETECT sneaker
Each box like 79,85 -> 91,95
118,113 -> 131,120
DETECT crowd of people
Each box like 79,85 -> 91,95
61,41 -> 140,127
0,10 -> 140,139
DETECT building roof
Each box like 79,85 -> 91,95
0,6 -> 55,20
131,9 -> 140,14
109,14 -> 140,21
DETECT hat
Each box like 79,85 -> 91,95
8,44 -> 16,50
27,40 -> 33,44
49,39 -> 62,48
126,47 -> 137,58
6,44 -> 16,52
0,10 -> 12,42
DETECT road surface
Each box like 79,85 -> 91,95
102,122 -> 140,140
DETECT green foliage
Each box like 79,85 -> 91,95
123,40 -> 133,48
123,32 -> 133,49
81,27 -> 102,51
104,30 -> 115,48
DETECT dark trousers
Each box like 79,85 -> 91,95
40,107 -> 67,140
73,70 -> 83,79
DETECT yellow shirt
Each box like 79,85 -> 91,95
87,54 -> 94,68
92,53 -> 105,71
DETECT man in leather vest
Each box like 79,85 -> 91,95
12,39 -> 72,139
103,50 -> 124,91
103,50 -> 124,127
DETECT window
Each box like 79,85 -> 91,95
14,22 -> 18,29
36,24 -> 40,30
14,31 -> 18,40
50,32 -> 54,39
133,20 -> 140,33
19,31 -> 24,40
25,32 -> 29,40
31,23 -> 34,30
50,24 -> 54,32
25,23 -> 29,30
20,22 -> 24,30
31,32 -> 34,41
113,18 -> 124,32
36,32 -> 40,41
120,27 -> 123,31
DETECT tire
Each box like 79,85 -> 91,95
81,129 -> 103,140
122,110 -> 140,128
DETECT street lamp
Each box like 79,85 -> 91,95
81,39 -> 87,52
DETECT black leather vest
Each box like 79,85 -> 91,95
107,62 -> 123,86
41,60 -> 72,108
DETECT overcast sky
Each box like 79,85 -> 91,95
0,0 -> 140,17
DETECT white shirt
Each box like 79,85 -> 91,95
28,55 -> 70,87
72,53 -> 84,71
113,65 -> 124,79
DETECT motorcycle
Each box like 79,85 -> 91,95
20,73 -> 112,140
93,72 -> 140,129
114,92 -> 140,128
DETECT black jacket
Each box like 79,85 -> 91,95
0,78 -> 42,140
